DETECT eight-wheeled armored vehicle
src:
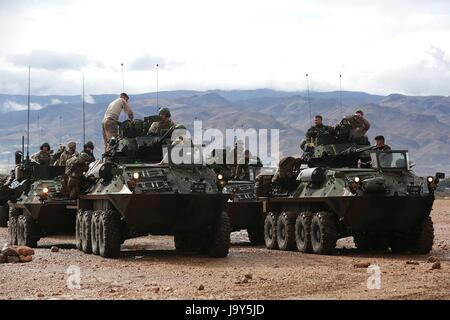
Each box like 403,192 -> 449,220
76,118 -> 230,258
261,143 -> 444,255
8,158 -> 77,247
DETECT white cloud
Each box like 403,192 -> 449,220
84,94 -> 95,104
2,1 -> 450,96
1,100 -> 43,113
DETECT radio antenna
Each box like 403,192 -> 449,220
26,66 -> 31,160
82,76 -> 86,145
339,74 -> 343,115
306,73 -> 312,126
156,63 -> 159,109
121,63 -> 125,92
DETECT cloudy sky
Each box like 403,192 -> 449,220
1,0 -> 450,96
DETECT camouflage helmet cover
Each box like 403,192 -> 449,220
79,152 -> 90,161
40,142 -> 51,150
67,141 -> 76,149
84,141 -> 94,150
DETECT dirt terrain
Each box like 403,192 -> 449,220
0,201 -> 449,300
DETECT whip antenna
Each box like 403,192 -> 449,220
156,63 -> 159,109
121,63 -> 125,92
26,66 -> 30,160
306,73 -> 312,126
82,76 -> 86,145
339,74 -> 343,115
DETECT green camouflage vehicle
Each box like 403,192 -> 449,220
8,158 -> 76,247
211,158 -> 276,245
261,143 -> 444,255
76,118 -> 230,258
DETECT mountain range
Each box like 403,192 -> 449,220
0,89 -> 448,176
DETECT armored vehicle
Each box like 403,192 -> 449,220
211,154 -> 275,245
261,143 -> 444,255
8,158 -> 76,247
76,118 -> 230,258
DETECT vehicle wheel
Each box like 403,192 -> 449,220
295,212 -> 313,253
310,211 -> 337,255
0,203 -> 9,227
81,210 -> 93,254
264,212 -> 279,249
410,217 -> 434,254
91,211 -> 101,255
17,215 -> 39,248
8,208 -> 20,245
276,212 -> 297,251
207,211 -> 231,258
75,210 -> 83,250
247,222 -> 265,245
98,210 -> 122,258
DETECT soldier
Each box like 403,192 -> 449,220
31,142 -> 52,166
374,135 -> 391,152
57,141 -> 78,166
300,115 -> 334,152
103,93 -> 134,151
65,152 -> 90,200
147,107 -> 176,136
234,150 -> 263,180
83,141 -> 96,164
52,144 -> 66,165
340,110 -> 371,142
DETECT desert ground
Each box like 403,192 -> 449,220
0,200 -> 449,300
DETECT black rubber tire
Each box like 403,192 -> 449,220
81,210 -> 93,254
17,215 -> 39,248
8,208 -> 20,245
276,212 -> 297,251
0,204 -> 9,228
207,211 -> 231,258
295,212 -> 313,253
98,210 -> 122,258
247,222 -> 265,245
75,210 -> 83,250
264,212 -> 279,249
411,216 -> 434,254
310,211 -> 337,255
91,211 -> 101,255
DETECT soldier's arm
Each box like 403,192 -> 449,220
122,100 -> 134,121
362,118 -> 371,131
148,122 -> 159,135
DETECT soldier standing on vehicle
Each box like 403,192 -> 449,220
65,152 -> 90,200
83,141 -> 96,164
31,142 -> 52,166
56,142 -> 78,166
340,110 -> 371,142
374,135 -> 391,152
103,93 -> 134,151
234,150 -> 263,180
300,115 -> 334,152
52,144 -> 66,165
147,107 -> 176,136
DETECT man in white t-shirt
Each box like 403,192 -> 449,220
102,93 -> 134,151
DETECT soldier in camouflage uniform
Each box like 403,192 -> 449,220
56,142 -> 78,166
83,141 -> 96,164
31,142 -> 52,166
65,152 -> 90,200
300,115 -> 335,152
339,110 -> 371,143
52,144 -> 66,165
374,135 -> 391,152
147,107 -> 176,136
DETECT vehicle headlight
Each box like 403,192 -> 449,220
42,187 -> 49,194
217,174 -> 224,181
354,177 -> 361,183
427,176 -> 434,183
133,172 -> 140,180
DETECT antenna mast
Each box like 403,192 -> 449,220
26,66 -> 30,160
339,74 -> 343,115
306,74 -> 312,126
156,63 -> 159,109
82,76 -> 86,145
121,63 -> 125,92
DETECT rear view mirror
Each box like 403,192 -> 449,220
436,172 -> 445,180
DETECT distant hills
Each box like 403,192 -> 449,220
0,89 -> 449,176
